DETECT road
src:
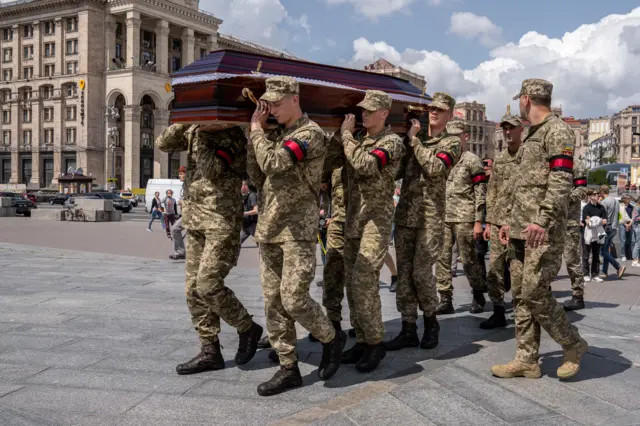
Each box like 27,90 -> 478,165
37,203 -> 151,224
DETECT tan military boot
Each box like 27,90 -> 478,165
557,338 -> 588,380
491,360 -> 542,379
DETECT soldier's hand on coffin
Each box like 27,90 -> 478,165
341,114 -> 356,135
251,101 -> 270,132
407,119 -> 421,139
523,224 -> 546,249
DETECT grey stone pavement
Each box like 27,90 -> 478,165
1,217 -> 640,425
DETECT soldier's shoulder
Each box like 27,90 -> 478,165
292,120 -> 325,141
544,116 -> 575,137
379,131 -> 403,145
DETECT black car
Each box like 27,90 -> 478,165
50,193 -> 72,205
82,192 -> 132,213
0,192 -> 32,217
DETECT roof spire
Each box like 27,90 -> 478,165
506,104 -> 511,115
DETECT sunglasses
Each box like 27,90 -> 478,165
482,162 -> 491,167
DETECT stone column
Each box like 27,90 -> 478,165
181,27 -> 195,67
51,98 -> 63,184
55,18 -> 63,76
206,33 -> 217,53
123,105 -> 140,189
104,15 -> 117,70
155,20 -> 169,74
153,110 -> 169,178
126,11 -> 141,69
9,97 -> 20,183
32,21 -> 40,77
11,24 -> 20,82
30,100 -> 40,186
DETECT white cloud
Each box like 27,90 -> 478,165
346,7 -> 640,120
449,12 -> 502,47
326,38 -> 337,47
325,0 -> 435,20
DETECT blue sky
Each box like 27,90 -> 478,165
201,0 -> 640,120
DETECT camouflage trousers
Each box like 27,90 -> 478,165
563,226 -> 584,297
435,222 -> 486,297
185,229 -> 253,346
395,225 -> 442,322
510,238 -> 582,363
487,225 -> 508,306
260,241 -> 335,365
322,220 -> 345,323
344,219 -> 391,344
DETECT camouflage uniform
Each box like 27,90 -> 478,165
506,79 -> 582,364
564,158 -> 588,297
395,92 -> 461,323
435,142 -> 488,298
156,125 -> 253,346
322,167 -> 347,322
325,90 -> 404,345
247,77 -> 335,366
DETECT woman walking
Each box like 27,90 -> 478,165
147,191 -> 164,232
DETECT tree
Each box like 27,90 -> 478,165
588,169 -> 607,185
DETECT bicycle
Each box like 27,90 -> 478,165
65,205 -> 86,222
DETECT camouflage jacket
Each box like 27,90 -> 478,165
507,114 -> 575,242
155,124 -> 247,231
395,129 -> 461,228
247,115 -> 326,243
567,157 -> 588,227
445,150 -> 487,223
485,148 -> 520,226
329,167 -> 346,223
325,126 -> 404,239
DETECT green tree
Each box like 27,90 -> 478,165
588,169 -> 607,185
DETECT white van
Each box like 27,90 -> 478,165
145,179 -> 184,213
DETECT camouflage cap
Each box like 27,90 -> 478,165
260,76 -> 299,102
429,92 -> 456,111
446,119 -> 467,135
356,90 -> 392,111
512,78 -> 553,100
500,114 -> 523,128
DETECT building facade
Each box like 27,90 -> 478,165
0,0 -> 291,191
453,101 -> 494,159
363,58 -> 426,93
588,117 -> 611,144
612,105 -> 640,184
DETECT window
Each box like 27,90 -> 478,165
66,17 -> 78,32
22,109 -> 31,123
44,64 -> 55,77
1,91 -> 9,102
172,39 -> 181,51
1,159 -> 10,184
21,159 -> 31,183
466,110 -> 470,120
23,45 -> 33,59
141,133 -> 152,148
472,111 -> 477,121
23,25 -> 33,38
44,21 -> 55,35
633,117 -> 638,126
170,158 -> 180,178
3,48 -> 12,62
65,83 -> 77,98
115,43 -> 122,59
43,128 -> 53,144
171,57 -> 181,72
200,48 -> 207,58
42,86 -> 54,99
66,128 -> 76,144
43,107 -> 53,121
22,130 -> 32,145
65,158 -> 76,172
43,158 -> 54,185
142,31 -> 154,49
66,61 -> 77,74
2,28 -> 13,41
66,106 -> 76,120
2,130 -> 10,145
115,23 -> 123,39
142,110 -> 153,129
44,42 -> 55,57
66,39 -> 78,55
22,67 -> 33,80
2,110 -> 10,124
3,69 -> 11,81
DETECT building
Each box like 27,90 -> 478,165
585,132 -> 616,169
363,58 -> 426,93
611,105 -> 640,184
562,117 -> 588,160
0,0 -> 294,191
588,116 -> 610,143
452,101 -> 494,159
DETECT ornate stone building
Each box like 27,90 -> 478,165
363,58 -> 426,93
0,0 -> 293,191
452,101 -> 494,159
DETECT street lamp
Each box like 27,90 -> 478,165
105,106 -> 120,190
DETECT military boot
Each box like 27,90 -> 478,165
435,294 -> 454,315
469,290 -> 486,314
479,305 -> 507,329
235,322 -> 263,365
421,315 -> 440,349
491,360 -> 542,379
257,335 -> 271,349
318,330 -> 346,380
356,343 -> 386,373
176,341 -> 225,375
342,342 -> 366,364
332,321 -> 347,341
557,338 -> 588,380
389,275 -> 398,293
268,350 -> 279,363
383,321 -> 419,351
257,363 -> 303,396
563,296 -> 585,311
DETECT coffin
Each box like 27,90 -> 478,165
169,49 -> 431,134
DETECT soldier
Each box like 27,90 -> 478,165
247,76 -> 345,396
434,120 -> 488,315
494,79 -> 588,380
562,157 -> 588,311
324,90 -> 404,372
156,124 -> 264,376
480,111 -> 524,329
385,92 -> 460,352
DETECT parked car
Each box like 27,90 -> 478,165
83,192 -> 132,213
0,192 -> 32,217
119,191 -> 138,207
23,193 -> 37,205
49,193 -> 72,205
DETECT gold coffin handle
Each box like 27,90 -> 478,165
242,88 -> 259,104
406,105 -> 428,113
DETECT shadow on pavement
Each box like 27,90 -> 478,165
540,348 -> 631,382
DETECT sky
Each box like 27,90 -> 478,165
199,0 -> 640,121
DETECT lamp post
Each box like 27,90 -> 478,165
105,106 -> 120,190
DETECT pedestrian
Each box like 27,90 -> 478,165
434,119 -> 488,315
238,179 -> 258,258
247,76 -> 344,396
147,191 -> 164,232
156,123 -> 264,377
619,195 -> 633,261
599,185 -> 626,279
385,92 -> 460,352
481,112 -> 522,329
631,197 -> 640,266
325,90 -> 404,372
169,167 -> 187,260
494,78 -> 588,380
162,189 -> 178,239
582,189 -> 608,282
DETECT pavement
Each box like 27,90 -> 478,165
1,214 -> 640,425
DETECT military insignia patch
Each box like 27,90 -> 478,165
562,142 -> 574,157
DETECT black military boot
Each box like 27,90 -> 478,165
383,321 -> 419,351
257,363 -> 303,396
479,305 -> 507,329
176,341 -> 225,375
389,275 -> 398,292
563,295 -> 585,311
421,315 -> 440,349
435,294 -> 454,315
268,350 -> 279,363
332,321 -> 347,341
470,290 -> 486,314
318,330 -> 346,380
257,335 -> 271,349
356,343 -> 387,373
342,342 -> 366,364
235,322 -> 263,365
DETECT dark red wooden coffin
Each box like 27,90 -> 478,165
169,49 -> 431,134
